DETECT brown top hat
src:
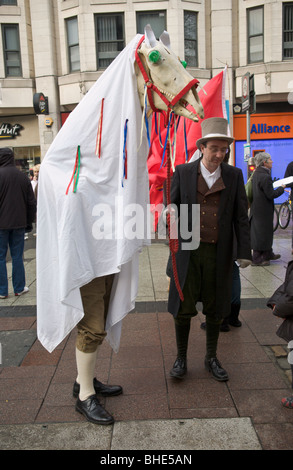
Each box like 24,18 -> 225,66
196,117 -> 234,148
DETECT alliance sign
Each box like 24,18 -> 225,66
233,113 -> 293,141
251,123 -> 291,135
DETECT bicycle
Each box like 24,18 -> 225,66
278,189 -> 292,229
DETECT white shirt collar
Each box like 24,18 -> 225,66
200,161 -> 221,189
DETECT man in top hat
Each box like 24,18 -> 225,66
167,117 -> 251,382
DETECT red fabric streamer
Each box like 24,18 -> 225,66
96,98 -> 105,158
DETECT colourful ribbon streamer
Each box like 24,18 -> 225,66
122,119 -> 128,187
95,98 -> 105,157
158,114 -> 164,148
159,112 -> 173,170
144,89 -> 151,147
66,145 -> 81,194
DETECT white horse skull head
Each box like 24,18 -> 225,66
135,25 -> 204,121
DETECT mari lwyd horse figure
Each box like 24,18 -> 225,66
36,25 -> 204,354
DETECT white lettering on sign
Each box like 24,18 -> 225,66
0,123 -> 23,139
251,123 -> 290,134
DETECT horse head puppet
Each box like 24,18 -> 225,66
135,25 -> 204,122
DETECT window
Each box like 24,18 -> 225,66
136,11 -> 166,39
2,24 -> 22,77
66,17 -> 80,72
95,14 -> 125,69
184,11 -> 198,67
0,1 -> 17,5
283,2 -> 293,59
247,7 -> 264,63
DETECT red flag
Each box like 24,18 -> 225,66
148,68 -> 227,227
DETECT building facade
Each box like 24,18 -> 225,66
0,0 -> 292,183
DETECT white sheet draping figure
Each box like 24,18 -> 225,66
37,35 -> 150,354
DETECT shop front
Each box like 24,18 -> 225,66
0,114 -> 40,175
233,112 -> 293,203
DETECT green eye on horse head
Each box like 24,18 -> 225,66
148,50 -> 161,63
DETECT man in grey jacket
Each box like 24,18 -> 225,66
0,147 -> 36,298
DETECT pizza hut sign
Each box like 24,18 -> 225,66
0,123 -> 23,139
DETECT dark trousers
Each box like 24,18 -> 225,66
174,243 -> 222,360
0,228 -> 26,296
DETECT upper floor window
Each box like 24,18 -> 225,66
247,6 -> 264,63
66,16 -> 80,72
184,11 -> 198,67
136,10 -> 166,39
283,2 -> 293,59
95,13 -> 125,69
2,24 -> 22,77
0,1 -> 17,5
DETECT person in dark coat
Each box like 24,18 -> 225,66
250,152 -> 285,266
267,260 -> 293,408
284,161 -> 293,254
167,118 -> 251,382
0,147 -> 36,298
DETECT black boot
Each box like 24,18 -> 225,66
170,318 -> 190,378
228,303 -> 242,327
170,356 -> 187,378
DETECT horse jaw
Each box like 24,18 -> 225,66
135,28 -> 204,122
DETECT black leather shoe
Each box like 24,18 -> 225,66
205,357 -> 229,382
76,395 -> 114,425
73,378 -> 123,398
170,357 -> 187,378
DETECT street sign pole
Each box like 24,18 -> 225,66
242,73 -> 251,173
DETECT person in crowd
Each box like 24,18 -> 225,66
0,147 -> 36,298
250,152 -> 285,266
31,164 -> 40,197
167,117 -> 251,382
267,260 -> 293,409
284,160 -> 293,255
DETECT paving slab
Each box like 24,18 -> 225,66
0,417 -> 262,451
0,330 -> 37,367
111,418 -> 262,450
0,422 -> 112,450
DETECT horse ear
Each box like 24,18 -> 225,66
159,31 -> 171,49
144,24 -> 157,48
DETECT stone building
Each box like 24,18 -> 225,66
0,0 -> 292,182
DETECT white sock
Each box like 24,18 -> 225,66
75,348 -> 98,401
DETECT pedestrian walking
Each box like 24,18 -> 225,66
0,147 -> 36,298
250,152 -> 285,266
